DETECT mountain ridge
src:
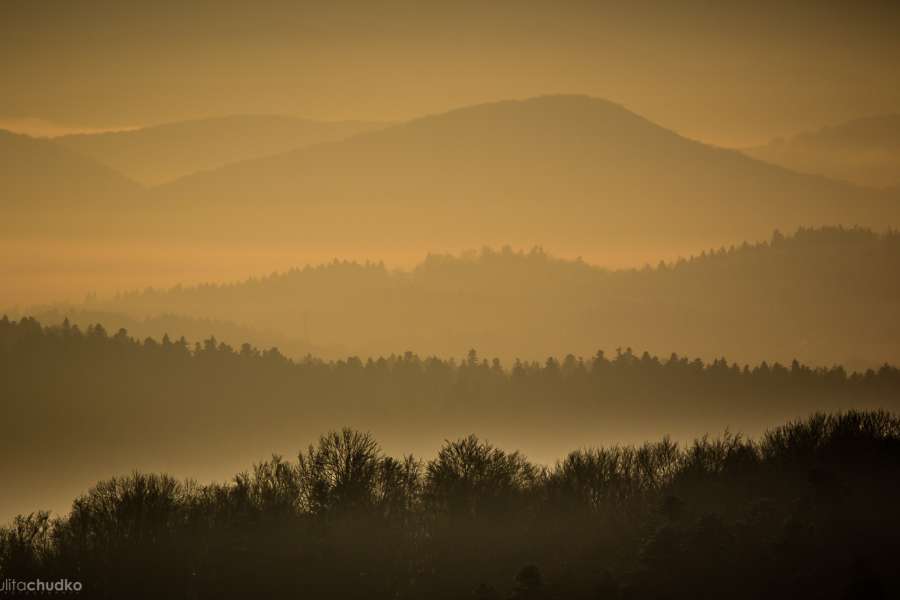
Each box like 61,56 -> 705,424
56,114 -> 386,185
744,113 -> 900,188
141,95 -> 898,257
0,128 -> 142,207
6,96 -> 899,263
85,226 -> 900,369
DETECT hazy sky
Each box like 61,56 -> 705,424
3,0 -> 899,145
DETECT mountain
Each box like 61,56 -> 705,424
56,115 -> 384,185
744,114 -> 900,188
7,96 -> 899,282
93,227 -> 900,369
144,96 -> 900,257
0,129 -> 140,212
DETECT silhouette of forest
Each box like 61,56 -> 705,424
85,226 -> 900,368
3,411 -> 899,599
5,308 -> 332,360
2,314 -> 899,529
5,3 -> 900,596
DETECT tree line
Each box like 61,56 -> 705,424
3,315 -> 899,597
2,411 -> 899,599
3,314 -> 899,440
82,226 -> 900,367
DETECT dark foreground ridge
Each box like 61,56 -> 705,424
3,412 -> 900,599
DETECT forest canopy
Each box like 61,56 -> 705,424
2,314 -> 898,528
3,411 -> 900,599
56,226 -> 900,368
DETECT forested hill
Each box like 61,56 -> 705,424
2,308 -> 333,359
2,314 -> 898,524
93,227 -> 900,368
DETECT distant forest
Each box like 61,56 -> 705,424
3,411 -> 899,599
6,308 -> 329,359
78,226 -> 900,368
4,313 -> 899,446
2,314 -> 899,526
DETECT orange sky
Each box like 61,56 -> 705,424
3,0 -> 899,146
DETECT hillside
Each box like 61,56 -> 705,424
57,115 -> 384,185
744,114 -> 900,188
6,97 -> 899,273
92,227 -> 900,369
143,95 -> 900,256
0,129 -> 140,212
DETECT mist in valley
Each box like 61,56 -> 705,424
3,2 -> 900,598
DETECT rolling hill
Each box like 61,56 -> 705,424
90,227 -> 900,369
5,96 -> 899,290
143,95 -> 900,257
0,129 -> 140,212
744,114 -> 900,188
56,115 -> 384,185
